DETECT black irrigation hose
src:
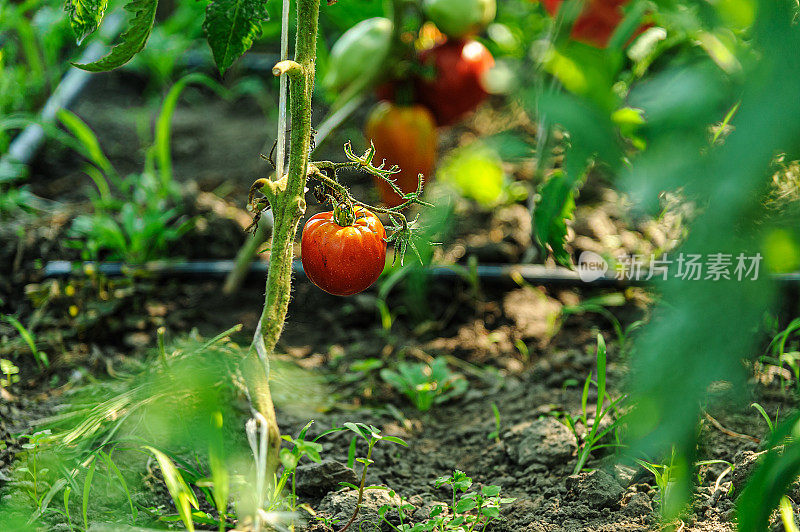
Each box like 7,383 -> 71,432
40,259 -> 800,286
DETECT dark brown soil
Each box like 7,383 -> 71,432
1,71 -> 797,532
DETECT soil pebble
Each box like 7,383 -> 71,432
731,450 -> 765,493
565,469 -> 625,509
510,417 -> 575,467
311,488 -> 406,531
622,491 -> 653,517
295,460 -> 359,498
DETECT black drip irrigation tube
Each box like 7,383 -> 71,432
40,260 -> 800,287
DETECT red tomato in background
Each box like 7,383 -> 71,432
301,207 -> 387,296
542,0 -> 642,48
415,39 -> 495,126
365,101 -> 438,207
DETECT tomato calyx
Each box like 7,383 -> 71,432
332,202 -> 356,227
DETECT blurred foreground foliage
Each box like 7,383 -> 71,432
524,0 -> 800,524
0,326 -> 328,529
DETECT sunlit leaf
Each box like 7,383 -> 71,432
74,0 -> 158,72
203,0 -> 270,75
64,0 -> 109,44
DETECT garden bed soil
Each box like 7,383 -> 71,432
0,71 -> 796,532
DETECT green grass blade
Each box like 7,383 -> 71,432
100,451 -> 137,521
82,459 -> 97,530
154,73 -> 229,192
56,109 -> 117,180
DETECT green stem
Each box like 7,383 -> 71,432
243,0 -> 321,493
340,439 -> 376,532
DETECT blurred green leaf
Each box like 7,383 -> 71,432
144,446 -> 199,531
438,143 -> 505,206
74,0 -> 158,72
533,171 -> 576,267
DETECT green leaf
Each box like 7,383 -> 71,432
481,506 -> 500,518
0,359 -> 19,375
481,485 -> 501,497
455,497 -> 477,513
65,0 -> 109,44
203,0 -> 269,75
144,446 -> 199,531
82,459 -> 96,530
57,109 -> 116,179
343,422 -> 370,440
280,448 -> 299,470
533,171 -> 577,267
381,436 -> 408,447
347,435 -> 357,469
74,0 -> 158,72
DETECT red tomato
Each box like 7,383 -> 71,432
415,39 -> 495,126
365,101 -> 438,207
301,206 -> 387,296
542,0 -> 644,48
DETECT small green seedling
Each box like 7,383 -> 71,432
561,333 -> 626,474
0,358 -> 20,387
274,421 -> 324,513
4,315 -> 49,370
324,422 -> 407,532
487,403 -> 502,443
751,402 -> 779,437
760,317 -> 800,391
378,470 -> 515,531
380,357 -> 468,412
635,453 -> 677,516
17,430 -> 53,507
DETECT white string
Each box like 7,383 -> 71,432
275,0 -> 291,180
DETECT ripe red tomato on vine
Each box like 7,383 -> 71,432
416,39 -> 495,126
301,206 -> 387,296
365,101 -> 438,207
542,0 -> 643,48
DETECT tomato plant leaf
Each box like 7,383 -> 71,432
533,171 -> 577,267
64,0 -> 109,44
73,0 -> 158,72
203,0 -> 270,75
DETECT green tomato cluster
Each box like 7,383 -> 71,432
323,17 -> 393,91
423,0 -> 496,38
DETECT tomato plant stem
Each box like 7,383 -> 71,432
245,0 -> 321,488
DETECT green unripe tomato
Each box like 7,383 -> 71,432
422,0 -> 496,38
323,17 -> 393,91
